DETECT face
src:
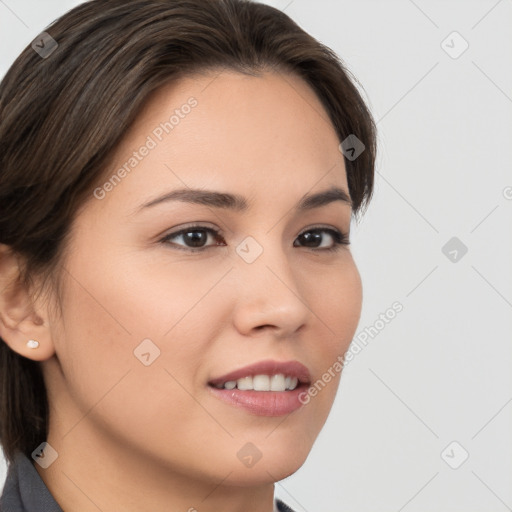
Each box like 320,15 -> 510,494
42,69 -> 362,486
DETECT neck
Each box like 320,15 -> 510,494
36,420 -> 276,512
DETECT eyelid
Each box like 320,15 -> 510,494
298,223 -> 349,238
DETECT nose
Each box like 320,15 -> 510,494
230,237 -> 312,339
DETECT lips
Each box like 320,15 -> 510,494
207,360 -> 312,416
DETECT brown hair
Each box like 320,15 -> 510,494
0,0 -> 376,465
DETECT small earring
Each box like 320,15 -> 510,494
27,339 -> 39,349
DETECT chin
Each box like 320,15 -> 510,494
225,453 -> 308,487
225,434 -> 313,487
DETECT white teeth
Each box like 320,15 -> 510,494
288,377 -> 298,391
270,374 -> 286,391
217,374 -> 300,391
236,376 -> 253,390
253,375 -> 270,391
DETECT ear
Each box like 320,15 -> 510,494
0,244 -> 56,361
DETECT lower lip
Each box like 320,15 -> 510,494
207,384 -> 309,416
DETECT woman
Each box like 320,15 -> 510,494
0,0 -> 376,510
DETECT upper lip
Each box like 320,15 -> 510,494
208,359 -> 311,387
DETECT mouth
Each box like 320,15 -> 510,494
207,359 -> 311,416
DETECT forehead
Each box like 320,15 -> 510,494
93,69 -> 348,215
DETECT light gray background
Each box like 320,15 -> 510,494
1,1 -> 511,511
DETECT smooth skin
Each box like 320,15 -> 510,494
0,69 -> 363,512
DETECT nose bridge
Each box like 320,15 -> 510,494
231,231 -> 310,336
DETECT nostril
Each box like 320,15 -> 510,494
255,324 -> 273,330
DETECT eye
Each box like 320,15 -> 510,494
294,227 -> 350,252
159,224 -> 350,252
160,225 -> 225,251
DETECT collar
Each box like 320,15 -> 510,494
0,451 -> 63,512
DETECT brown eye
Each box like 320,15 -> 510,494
161,226 -> 225,251
294,228 -> 349,251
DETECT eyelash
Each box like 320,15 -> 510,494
159,224 -> 350,253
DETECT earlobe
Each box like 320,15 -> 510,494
0,244 -> 56,362
19,335 -> 56,362
0,323 -> 56,362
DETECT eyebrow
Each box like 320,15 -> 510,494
136,185 -> 352,213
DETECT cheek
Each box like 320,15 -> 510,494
52,265 -> 224,463
306,255 -> 363,350
301,257 -> 362,408
332,264 -> 362,348
52,248 -> 228,416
